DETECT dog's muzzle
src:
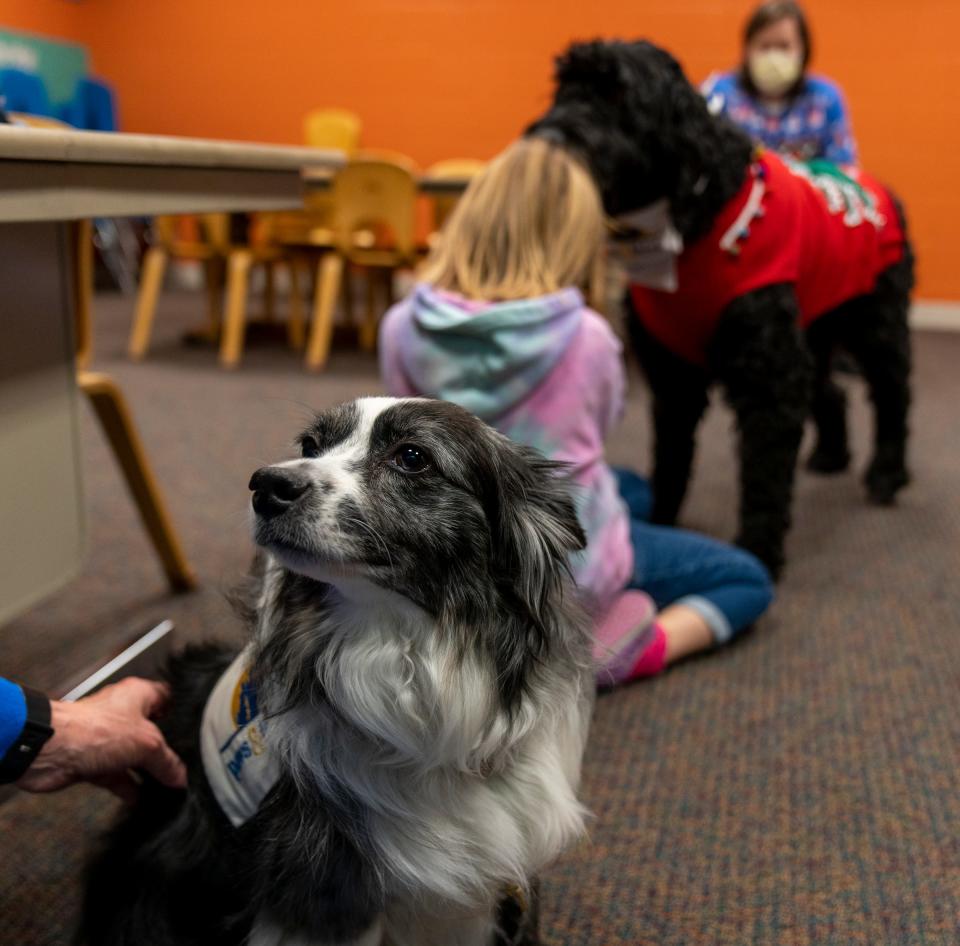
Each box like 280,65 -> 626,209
249,467 -> 311,520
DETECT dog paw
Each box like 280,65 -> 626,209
865,465 -> 910,506
805,447 -> 851,475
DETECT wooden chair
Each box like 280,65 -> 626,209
215,109 -> 365,368
304,156 -> 418,370
128,213 -> 231,359
303,108 -> 361,154
12,112 -> 195,591
217,219 -> 310,368
425,158 -> 486,246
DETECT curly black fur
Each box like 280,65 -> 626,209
529,39 -> 914,577
709,285 -> 813,575
527,40 -> 752,237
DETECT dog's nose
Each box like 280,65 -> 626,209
249,467 -> 311,519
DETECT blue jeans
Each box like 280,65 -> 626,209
614,468 -> 774,643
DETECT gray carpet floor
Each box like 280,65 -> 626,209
1,289 -> 958,945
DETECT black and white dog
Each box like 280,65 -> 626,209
529,40 -> 914,577
80,397 -> 593,946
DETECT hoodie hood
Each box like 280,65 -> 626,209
397,283 -> 585,420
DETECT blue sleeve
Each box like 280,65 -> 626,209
0,677 -> 27,758
820,82 -> 858,166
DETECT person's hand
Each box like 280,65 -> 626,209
16,677 -> 187,803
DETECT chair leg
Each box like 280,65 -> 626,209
203,256 -> 225,341
287,260 -> 306,350
359,267 -> 379,352
78,370 -> 196,592
128,246 -> 168,360
263,261 -> 276,321
341,263 -> 355,326
384,266 -> 396,309
220,249 -> 253,368
305,253 -> 344,371
71,220 -> 95,370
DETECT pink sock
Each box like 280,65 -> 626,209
594,591 -> 658,687
625,622 -> 668,680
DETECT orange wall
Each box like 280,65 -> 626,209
0,1 -> 85,37
2,0 -> 958,299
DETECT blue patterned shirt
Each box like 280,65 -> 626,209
702,70 -> 857,166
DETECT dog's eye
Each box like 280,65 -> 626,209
392,444 -> 430,474
301,437 -> 320,459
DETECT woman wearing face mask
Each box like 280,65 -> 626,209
702,0 -> 858,166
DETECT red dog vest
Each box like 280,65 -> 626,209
629,151 -> 905,365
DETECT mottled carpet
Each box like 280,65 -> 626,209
1,291 -> 958,945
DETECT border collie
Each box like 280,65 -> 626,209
80,397 -> 593,946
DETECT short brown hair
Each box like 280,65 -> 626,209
744,0 -> 812,69
740,0 -> 812,100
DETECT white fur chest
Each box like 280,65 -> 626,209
265,597 -> 590,908
253,566 -> 592,912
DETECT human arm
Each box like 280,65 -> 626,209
584,312 -> 627,439
700,70 -> 735,117
821,83 -> 858,166
378,301 -> 420,397
8,677 -> 187,802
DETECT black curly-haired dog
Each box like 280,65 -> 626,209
528,40 -> 914,577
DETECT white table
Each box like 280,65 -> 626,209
0,126 -> 342,627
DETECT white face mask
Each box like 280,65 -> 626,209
748,49 -> 803,98
608,199 -> 684,292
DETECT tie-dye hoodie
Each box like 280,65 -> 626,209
379,283 -> 634,619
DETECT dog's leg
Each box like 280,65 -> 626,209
495,880 -> 540,945
625,297 -> 709,525
804,313 -> 851,473
710,285 -> 813,578
834,258 -> 913,505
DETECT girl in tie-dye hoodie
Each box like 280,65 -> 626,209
380,139 -> 772,685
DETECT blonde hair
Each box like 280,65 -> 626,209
420,138 -> 605,301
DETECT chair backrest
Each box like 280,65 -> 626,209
353,147 -> 417,172
425,158 -> 486,232
0,68 -> 52,117
427,158 -> 487,180
258,192 -> 335,248
303,108 -> 361,154
332,158 -> 418,260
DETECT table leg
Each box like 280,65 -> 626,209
78,370 -> 196,592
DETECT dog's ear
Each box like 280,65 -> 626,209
618,40 -> 753,238
481,433 -> 585,707
491,438 -> 586,594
